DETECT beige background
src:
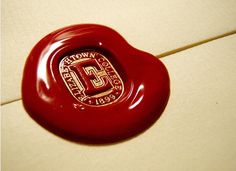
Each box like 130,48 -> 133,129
2,0 -> 236,170
2,0 -> 236,103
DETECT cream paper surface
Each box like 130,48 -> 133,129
2,34 -> 236,171
2,0 -> 236,103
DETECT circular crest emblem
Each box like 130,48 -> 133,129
59,51 -> 124,106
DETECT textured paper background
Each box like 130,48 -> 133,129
2,0 -> 236,103
2,34 -> 236,171
2,0 -> 236,170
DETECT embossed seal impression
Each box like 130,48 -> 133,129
59,51 -> 124,106
22,24 -> 170,144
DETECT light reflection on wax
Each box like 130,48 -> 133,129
36,41 -> 63,102
129,84 -> 144,110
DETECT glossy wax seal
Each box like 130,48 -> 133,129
22,24 -> 170,144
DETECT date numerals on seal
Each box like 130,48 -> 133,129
59,51 -> 124,106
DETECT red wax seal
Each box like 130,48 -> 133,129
22,24 -> 170,144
